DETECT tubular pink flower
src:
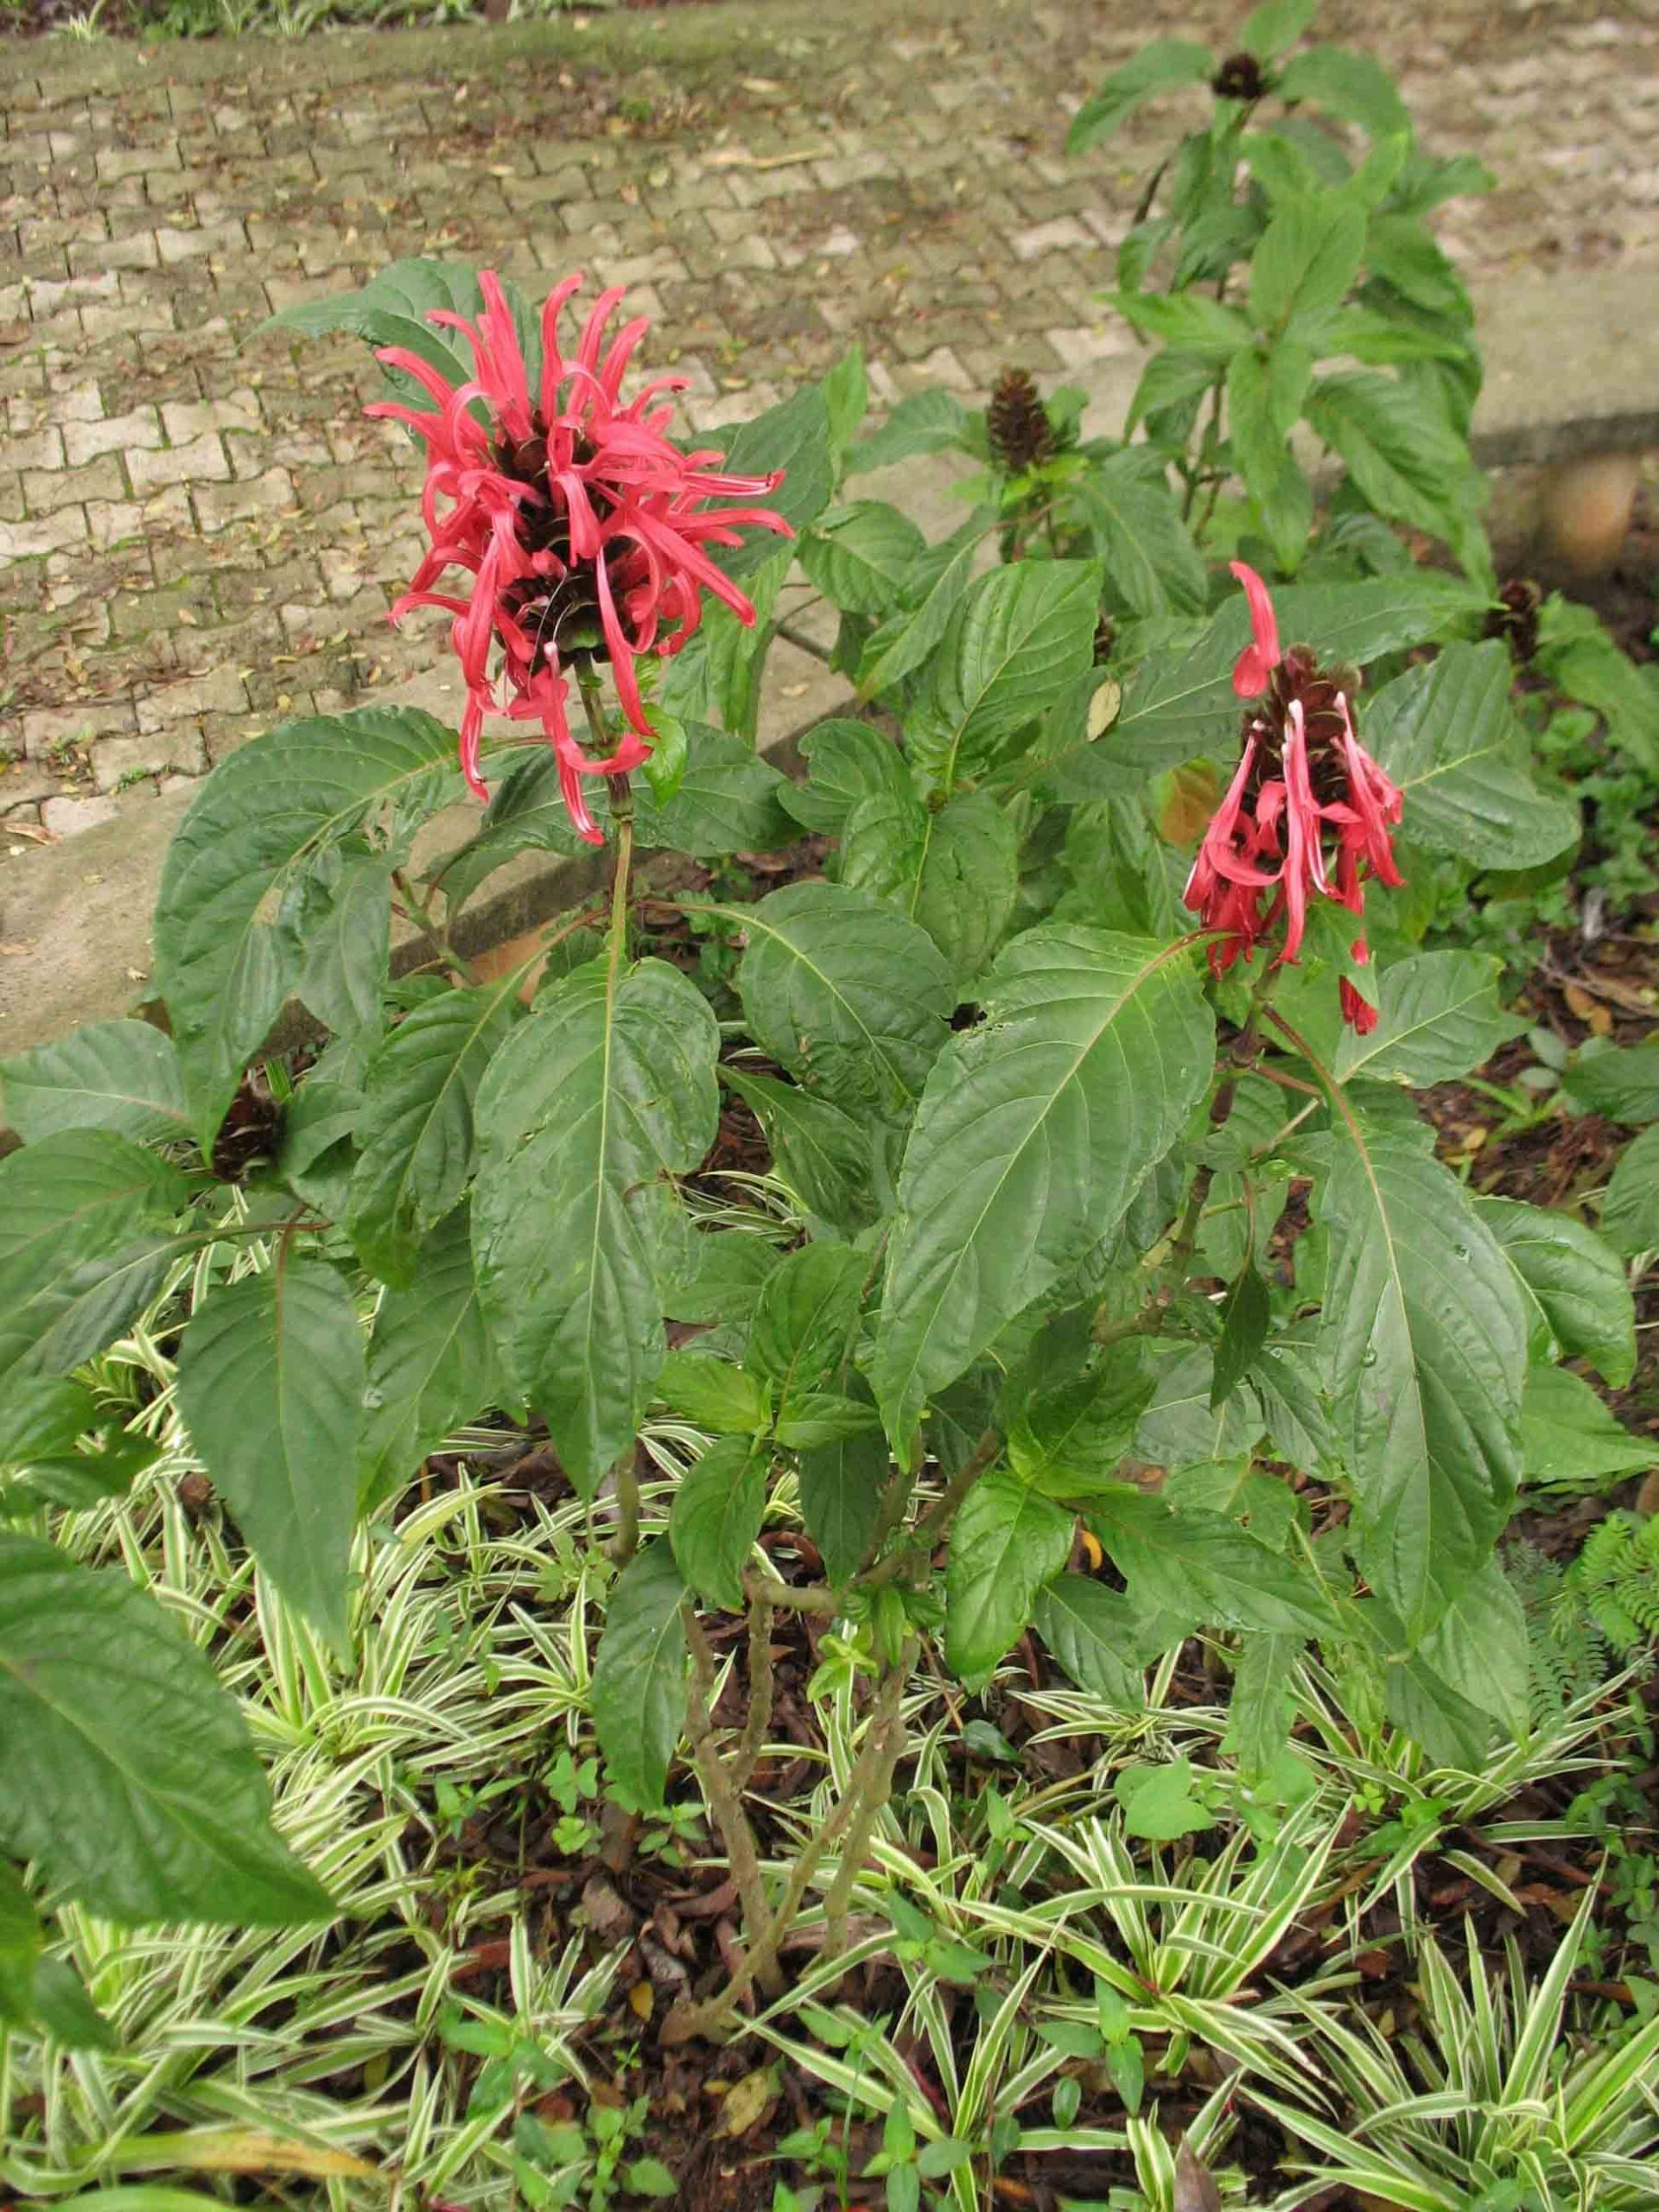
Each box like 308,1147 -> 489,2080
1185,571 -> 1408,1025
1229,559 -> 1281,699
368,270 -> 792,841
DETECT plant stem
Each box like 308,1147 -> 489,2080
856,1427 -> 1000,1593
731,1586 -> 777,1794
607,1450 -> 641,1565
390,866 -> 480,985
821,1645 -> 912,1961
680,1605 -> 784,1999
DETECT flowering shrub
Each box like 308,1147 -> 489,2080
0,2 -> 1650,2052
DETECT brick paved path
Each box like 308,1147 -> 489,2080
3,0 -> 1656,843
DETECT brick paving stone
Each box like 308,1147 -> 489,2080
3,0 -> 1656,845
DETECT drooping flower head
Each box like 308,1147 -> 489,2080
1185,562 -> 1404,1032
367,271 -> 792,842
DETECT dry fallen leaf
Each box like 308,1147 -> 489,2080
715,2065 -> 779,2139
1173,2135 -> 1223,2212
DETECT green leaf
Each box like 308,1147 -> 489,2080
731,881 -> 955,1121
0,1378 -> 99,1467
640,709 -> 690,806
0,1533 -> 330,1924
590,1541 -> 686,1809
1033,1572 -> 1154,1703
176,1257 -> 365,1644
944,1468 -> 1073,1683
346,975 -> 522,1287
664,1229 -> 783,1328
1165,1459 -> 1299,1551
1414,1554 -> 1529,1743
800,502 -> 927,617
821,343 -> 868,457
1211,1266 -> 1270,1410
747,1241 -> 866,1403
1520,1365 -> 1658,1489
855,518 -> 985,700
798,1427 -> 890,1587
659,547 -> 791,736
772,1393 -> 880,1450
1363,642 -> 1580,869
155,704 -> 461,1147
1046,573 -> 1490,795
721,1068 -> 875,1236
632,725 -> 795,856
1535,595 -> 1659,777
1335,950 -> 1526,1086
358,1206 -> 499,1510
473,959 -> 721,1495
1243,0 -> 1315,58
778,718 -> 910,836
429,750 -> 587,912
1305,371 -> 1480,561
296,849 -> 392,1037
261,257 -> 542,410
1108,289 -> 1254,362
1250,195 -> 1366,328
709,385 -> 835,576
1224,1632 -> 1300,1777
670,1438 -> 766,1610
1562,1044 -> 1659,1125
1275,46 -> 1411,137
1073,453 -> 1208,621
1116,1758 -> 1213,1841
1475,1196 -> 1636,1388
1007,1344 -> 1155,1497
657,1351 -> 770,1436
1602,1126 -> 1659,1257
0,1020 -> 190,1147
1088,1484 -> 1335,1634
846,390 -> 971,474
1363,214 -> 1470,319
840,787 -> 1020,986
1067,39 -> 1214,153
874,928 -> 1212,1439
1226,343 -> 1314,570
0,1134 -> 188,1390
1319,1123 -> 1525,1636
908,560 -> 1103,794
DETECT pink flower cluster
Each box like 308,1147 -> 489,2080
1184,563 -> 1405,1033
370,272 -> 791,842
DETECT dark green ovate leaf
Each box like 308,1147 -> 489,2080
0,1020 -> 190,1147
1007,1344 -> 1156,1498
721,1068 -> 875,1236
1033,1573 -> 1160,1705
772,1393 -> 880,1450
1535,594 -> 1659,778
0,1134 -> 189,1390
296,849 -> 393,1038
1066,38 -> 1213,152
473,959 -> 721,1495
845,389 -> 972,474
874,928 -> 1212,1440
944,1468 -> 1073,1685
1243,0 -> 1315,58
658,548 -> 791,737
590,1541 -> 686,1810
1164,1459 -> 1299,1552
0,1379 -> 99,1468
0,1533 -> 331,1925
777,718 -> 911,836
429,750 -> 588,913
1226,343 -> 1314,572
1319,1125 -> 1526,1638
632,725 -> 795,856
1334,950 -> 1526,1086
1474,1197 -> 1635,1389
358,1207 -> 499,1510
1223,1632 -> 1300,1778
840,787 -> 1020,986
1047,575 -> 1489,796
1274,46 -> 1411,137
664,1230 -> 784,1329
155,705 -> 461,1147
1211,1266 -> 1271,1411
1305,371 -> 1484,569
1088,1484 -> 1337,1635
731,881 -> 955,1122
798,1427 -> 891,1587
747,1241 -> 866,1404
1363,642 -> 1580,869
176,1258 -> 365,1645
1520,1366 -> 1658,1490
346,976 -> 523,1289
855,516 -> 988,702
1561,1043 -> 1659,1125
1601,1125 -> 1659,1258
709,385 -> 835,576
800,502 -> 928,617
1116,1758 -> 1213,1842
1136,1345 -> 1266,1470
1071,454 -> 1208,622
670,1438 -> 766,1611
261,258 -> 541,413
1413,1554 -> 1529,1745
907,561 -> 1103,795
1250,194 -> 1366,327
656,1351 -> 770,1436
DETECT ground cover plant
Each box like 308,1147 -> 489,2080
2,2 -> 1657,2203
